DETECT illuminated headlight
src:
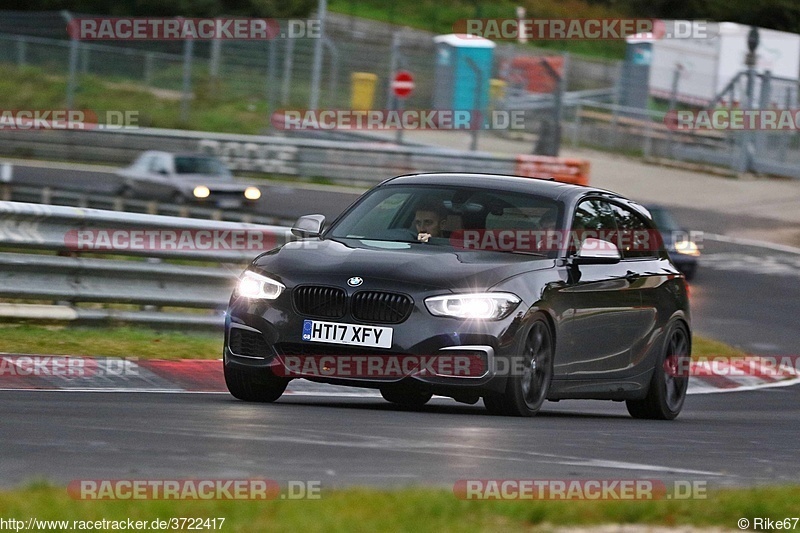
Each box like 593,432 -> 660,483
425,292 -> 521,320
244,187 -> 261,200
236,270 -> 285,300
673,240 -> 700,256
193,186 -> 211,199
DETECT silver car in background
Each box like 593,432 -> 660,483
116,151 -> 262,208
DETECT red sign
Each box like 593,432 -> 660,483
391,70 -> 415,99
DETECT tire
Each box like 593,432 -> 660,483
170,192 -> 187,205
224,364 -> 289,403
626,321 -> 690,420
380,386 -> 433,408
483,317 -> 554,417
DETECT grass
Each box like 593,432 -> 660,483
0,483 -> 798,531
0,323 -> 747,361
329,0 -> 629,60
0,64 -> 274,135
0,324 -> 221,359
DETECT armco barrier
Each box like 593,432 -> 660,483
0,127 -> 590,186
0,201 -> 293,327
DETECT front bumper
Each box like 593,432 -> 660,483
223,290 -> 527,395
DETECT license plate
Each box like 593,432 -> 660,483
218,198 -> 242,208
302,320 -> 393,349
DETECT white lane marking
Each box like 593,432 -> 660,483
704,233 -> 800,255
700,253 -> 800,277
555,459 -> 722,477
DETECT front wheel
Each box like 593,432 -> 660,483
224,364 -> 289,403
484,318 -> 554,417
626,321 -> 690,420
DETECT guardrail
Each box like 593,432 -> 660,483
1,182 -> 295,227
0,126 -> 589,186
0,201 -> 293,328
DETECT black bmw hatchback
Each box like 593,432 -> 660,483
224,173 -> 691,419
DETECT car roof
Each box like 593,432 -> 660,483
382,172 -> 621,203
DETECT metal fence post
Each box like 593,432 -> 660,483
323,37 -> 339,106
144,52 -> 154,87
209,38 -> 221,80
572,102 -> 582,146
667,65 -> 682,158
180,37 -> 194,123
464,56 -> 482,151
266,37 -> 278,114
281,36 -> 295,105
62,11 -> 79,109
309,0 -> 328,110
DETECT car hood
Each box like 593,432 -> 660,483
252,237 -> 554,291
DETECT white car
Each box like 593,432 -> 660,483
116,151 -> 261,208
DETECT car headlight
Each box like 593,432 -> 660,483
244,186 -> 261,200
193,186 -> 210,199
236,270 -> 285,300
425,292 -> 521,320
673,240 -> 700,256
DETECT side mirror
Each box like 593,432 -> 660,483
158,168 -> 170,176
291,214 -> 326,238
572,237 -> 621,265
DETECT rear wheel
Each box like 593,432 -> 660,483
626,321 -> 690,420
380,386 -> 433,408
224,364 -> 289,403
483,318 -> 554,417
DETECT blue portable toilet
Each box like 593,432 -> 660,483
433,34 -> 495,116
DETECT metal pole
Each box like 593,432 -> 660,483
323,37 -> 339,106
667,65 -> 682,158
266,37 -> 277,113
180,37 -> 194,123
209,39 -> 221,79
464,57 -> 482,152
309,0 -> 327,110
144,53 -> 154,86
281,37 -> 295,105
62,11 -> 79,109
387,32 -> 400,110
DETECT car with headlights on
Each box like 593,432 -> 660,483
645,205 -> 700,281
115,151 -> 261,208
224,173 -> 691,419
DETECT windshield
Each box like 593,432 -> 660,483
174,156 -> 231,177
328,185 -> 563,256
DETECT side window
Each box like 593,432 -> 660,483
607,202 -> 657,259
570,199 -> 617,255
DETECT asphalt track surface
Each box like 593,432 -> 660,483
3,162 -> 799,489
1,384 -> 799,488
